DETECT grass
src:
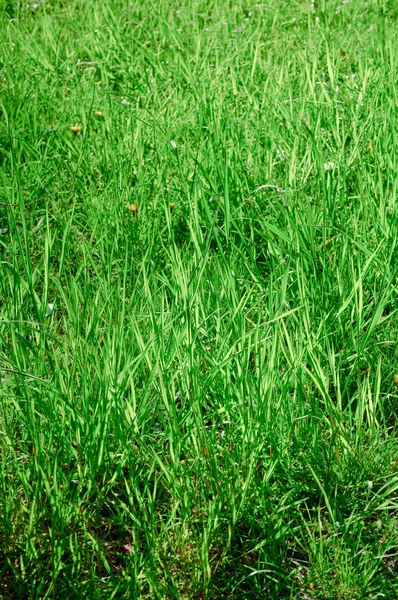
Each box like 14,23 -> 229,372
1,0 -> 398,597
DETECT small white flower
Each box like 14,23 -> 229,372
324,161 -> 335,172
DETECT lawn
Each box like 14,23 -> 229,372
1,0 -> 398,598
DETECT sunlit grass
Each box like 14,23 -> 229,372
1,0 -> 398,598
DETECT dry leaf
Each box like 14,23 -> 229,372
122,543 -> 133,555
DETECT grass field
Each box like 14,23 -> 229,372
1,0 -> 398,598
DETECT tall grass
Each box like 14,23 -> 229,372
1,0 -> 398,598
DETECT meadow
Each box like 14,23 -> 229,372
1,0 -> 398,597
